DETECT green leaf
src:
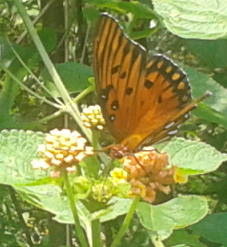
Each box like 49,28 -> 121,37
186,66 -> 227,116
16,185 -> 92,228
89,0 -> 156,19
83,7 -> 100,23
165,229 -> 207,247
96,197 -> 133,222
42,62 -> 92,96
186,39 -> 227,69
38,27 -> 57,52
153,0 -> 227,39
170,245 -> 190,247
156,137 -> 227,175
190,213 -> 227,245
185,66 -> 227,127
0,129 -> 46,185
0,36 -> 14,67
137,195 -> 208,240
194,104 -> 227,129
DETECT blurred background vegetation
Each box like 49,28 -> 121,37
0,0 -> 227,246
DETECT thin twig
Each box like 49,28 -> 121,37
80,23 -> 90,64
6,37 -> 63,106
1,66 -> 62,109
16,0 -> 56,44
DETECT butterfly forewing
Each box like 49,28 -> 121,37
93,14 -> 194,151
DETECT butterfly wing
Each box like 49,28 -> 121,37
93,14 -> 195,151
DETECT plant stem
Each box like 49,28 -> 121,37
110,197 -> 140,247
91,219 -> 102,247
13,0 -> 92,143
73,85 -> 94,103
150,234 -> 165,247
1,66 -> 61,109
62,170 -> 89,247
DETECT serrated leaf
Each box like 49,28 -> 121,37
0,129 -> 46,185
156,138 -> 227,175
153,0 -> 227,39
137,195 -> 208,240
190,213 -> 227,245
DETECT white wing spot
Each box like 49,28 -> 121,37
164,121 -> 175,129
168,129 -> 178,135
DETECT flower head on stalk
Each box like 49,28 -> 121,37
32,129 -> 94,177
121,150 -> 176,202
81,105 -> 105,130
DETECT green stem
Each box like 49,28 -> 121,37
91,219 -> 102,247
110,197 -> 140,247
1,66 -> 61,109
150,234 -> 165,247
38,109 -> 64,124
63,170 -> 89,247
73,85 -> 94,103
6,37 -> 63,105
13,0 -> 92,142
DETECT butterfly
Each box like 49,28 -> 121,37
93,13 -> 209,153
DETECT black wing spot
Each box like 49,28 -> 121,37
120,71 -> 127,79
111,100 -> 119,111
125,87 -> 133,95
109,114 -> 116,121
111,65 -> 120,74
144,79 -> 154,89
100,85 -> 113,101
158,95 -> 162,103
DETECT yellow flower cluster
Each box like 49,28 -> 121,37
81,105 -> 105,130
32,129 -> 93,176
91,168 -> 130,203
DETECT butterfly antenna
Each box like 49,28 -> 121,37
194,90 -> 212,104
132,153 -> 148,173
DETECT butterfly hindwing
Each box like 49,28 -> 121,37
93,14 -> 194,151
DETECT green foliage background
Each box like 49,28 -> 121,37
0,0 -> 227,246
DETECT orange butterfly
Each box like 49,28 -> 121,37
93,14 -> 208,152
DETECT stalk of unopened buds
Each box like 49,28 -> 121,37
121,150 -> 176,202
32,129 -> 94,177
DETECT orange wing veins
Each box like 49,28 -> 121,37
93,13 -> 206,151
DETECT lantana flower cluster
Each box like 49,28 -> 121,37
121,150 -> 175,202
81,105 -> 105,130
32,129 -> 93,177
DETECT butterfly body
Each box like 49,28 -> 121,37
93,13 -> 202,152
